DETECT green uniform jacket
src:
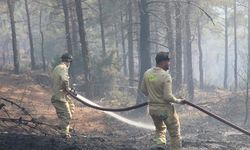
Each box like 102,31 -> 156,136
141,67 -> 178,111
51,63 -> 70,102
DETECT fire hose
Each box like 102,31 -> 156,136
66,89 -> 250,136
183,100 -> 250,136
66,89 -> 148,112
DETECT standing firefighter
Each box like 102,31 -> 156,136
141,52 -> 184,150
51,53 -> 75,138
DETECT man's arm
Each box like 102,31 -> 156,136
141,76 -> 149,96
163,74 -> 183,104
60,67 -> 70,91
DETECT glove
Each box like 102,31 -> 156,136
175,98 -> 185,104
67,87 -> 77,96
71,87 -> 77,95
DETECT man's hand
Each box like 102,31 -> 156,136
69,87 -> 77,95
175,98 -> 185,104
65,87 -> 77,96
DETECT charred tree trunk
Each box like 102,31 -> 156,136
183,38 -> 188,84
114,23 -> 119,57
197,17 -> 204,90
62,0 -> 73,55
98,0 -> 106,56
70,6 -> 79,54
75,0 -> 90,97
136,6 -> 141,73
128,0 -> 134,86
62,0 -> 75,80
25,0 -> 36,70
154,22 -> 159,53
175,2 -> 182,91
70,5 -> 80,81
7,0 -> 19,74
185,3 -> 194,99
1,51 -> 5,69
234,0 -> 238,90
3,52 -> 6,67
224,5 -> 228,89
120,11 -> 127,76
182,6 -> 188,84
165,1 -> 175,82
6,40 -> 11,65
244,0 -> 250,125
39,9 -> 46,72
137,0 -> 151,104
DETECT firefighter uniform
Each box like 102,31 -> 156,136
51,62 -> 75,136
141,67 -> 182,150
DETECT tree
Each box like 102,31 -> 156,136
153,22 -> 159,54
25,0 -> 36,70
70,6 -> 79,55
165,1 -> 175,78
62,0 -> 73,55
234,0 -> 238,90
185,3 -> 194,99
98,0 -> 106,56
114,23 -> 119,57
135,6 -> 141,70
2,52 -> 6,67
128,0 -> 134,86
7,0 -> 19,74
197,16 -> 204,89
175,1 -> 182,91
62,0 -> 76,80
224,4 -> 228,89
120,10 -> 128,76
183,10 -> 188,85
39,9 -> 46,72
75,0 -> 90,97
244,0 -> 250,125
137,0 -> 151,103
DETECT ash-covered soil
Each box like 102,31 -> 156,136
0,72 -> 250,150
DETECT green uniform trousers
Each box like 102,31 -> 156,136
51,97 -> 75,135
150,105 -> 182,150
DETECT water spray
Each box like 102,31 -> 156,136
66,89 -> 155,130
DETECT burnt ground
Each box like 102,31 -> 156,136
0,71 -> 250,150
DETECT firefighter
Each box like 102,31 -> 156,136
141,52 -> 185,150
51,53 -> 75,138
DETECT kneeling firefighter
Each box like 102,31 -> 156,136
141,52 -> 185,150
51,53 -> 75,138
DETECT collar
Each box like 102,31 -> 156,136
154,67 -> 164,71
153,67 -> 169,73
60,62 -> 69,69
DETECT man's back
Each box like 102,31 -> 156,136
52,63 -> 69,101
142,67 -> 167,104
141,67 -> 177,109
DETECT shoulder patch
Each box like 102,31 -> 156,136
148,73 -> 157,82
